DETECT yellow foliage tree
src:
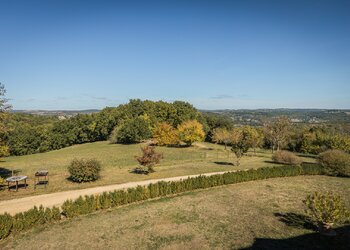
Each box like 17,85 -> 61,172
177,120 -> 205,146
212,127 -> 231,149
153,122 -> 179,146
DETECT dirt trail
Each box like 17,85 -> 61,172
0,171 -> 236,215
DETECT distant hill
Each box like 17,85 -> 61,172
11,109 -> 100,118
202,108 -> 350,125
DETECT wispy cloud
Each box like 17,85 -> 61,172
211,94 -> 234,99
211,94 -> 248,99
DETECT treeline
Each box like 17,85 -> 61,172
4,99 -> 350,156
5,100 -> 207,155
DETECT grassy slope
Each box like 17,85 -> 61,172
0,141 -> 314,201
1,176 -> 349,249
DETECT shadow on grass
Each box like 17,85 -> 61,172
214,161 -> 234,166
7,183 -> 29,191
240,224 -> 350,250
274,212 -> 316,231
0,167 -> 20,178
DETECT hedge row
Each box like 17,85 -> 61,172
61,164 -> 323,218
0,164 -> 323,240
0,206 -> 61,240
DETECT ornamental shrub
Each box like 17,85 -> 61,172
135,146 -> 163,173
272,150 -> 302,166
318,150 -> 350,177
68,158 -> 102,183
303,191 -> 350,230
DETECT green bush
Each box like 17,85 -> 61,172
304,191 -> 350,230
272,150 -> 302,166
318,150 -> 350,177
68,158 -> 102,183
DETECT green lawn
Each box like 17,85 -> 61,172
1,175 -> 349,249
0,141 -> 315,201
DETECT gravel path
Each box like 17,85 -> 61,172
0,171 -> 236,215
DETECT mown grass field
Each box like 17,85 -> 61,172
0,141 -> 315,201
1,175 -> 349,250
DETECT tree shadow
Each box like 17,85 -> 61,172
129,167 -> 150,175
214,161 -> 234,166
0,167 -> 20,178
239,224 -> 350,250
274,212 -> 316,231
7,183 -> 29,191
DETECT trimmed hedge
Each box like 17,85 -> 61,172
0,206 -> 61,240
0,164 -> 323,240
61,164 -> 323,218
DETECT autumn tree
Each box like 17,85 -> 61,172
0,83 -> 10,159
212,127 -> 231,149
135,146 -> 163,173
230,128 -> 250,166
263,116 -> 291,152
152,122 -> 179,146
241,126 -> 263,155
177,120 -> 205,146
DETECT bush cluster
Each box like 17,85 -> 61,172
68,158 -> 102,183
0,206 -> 60,240
62,164 -> 323,218
318,150 -> 350,177
272,150 -> 302,166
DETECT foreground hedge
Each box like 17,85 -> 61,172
62,164 -> 323,218
0,164 -> 323,240
0,206 -> 60,240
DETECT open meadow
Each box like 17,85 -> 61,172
1,175 -> 349,249
0,141 -> 315,201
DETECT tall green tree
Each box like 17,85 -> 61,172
0,83 -> 10,159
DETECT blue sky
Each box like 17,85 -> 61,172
1,0 -> 349,110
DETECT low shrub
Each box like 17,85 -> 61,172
135,146 -> 163,173
68,158 -> 102,182
304,191 -> 350,232
318,150 -> 350,177
272,150 -> 302,166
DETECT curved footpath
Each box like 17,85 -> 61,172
0,170 -> 243,215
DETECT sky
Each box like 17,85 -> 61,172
1,0 -> 350,110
